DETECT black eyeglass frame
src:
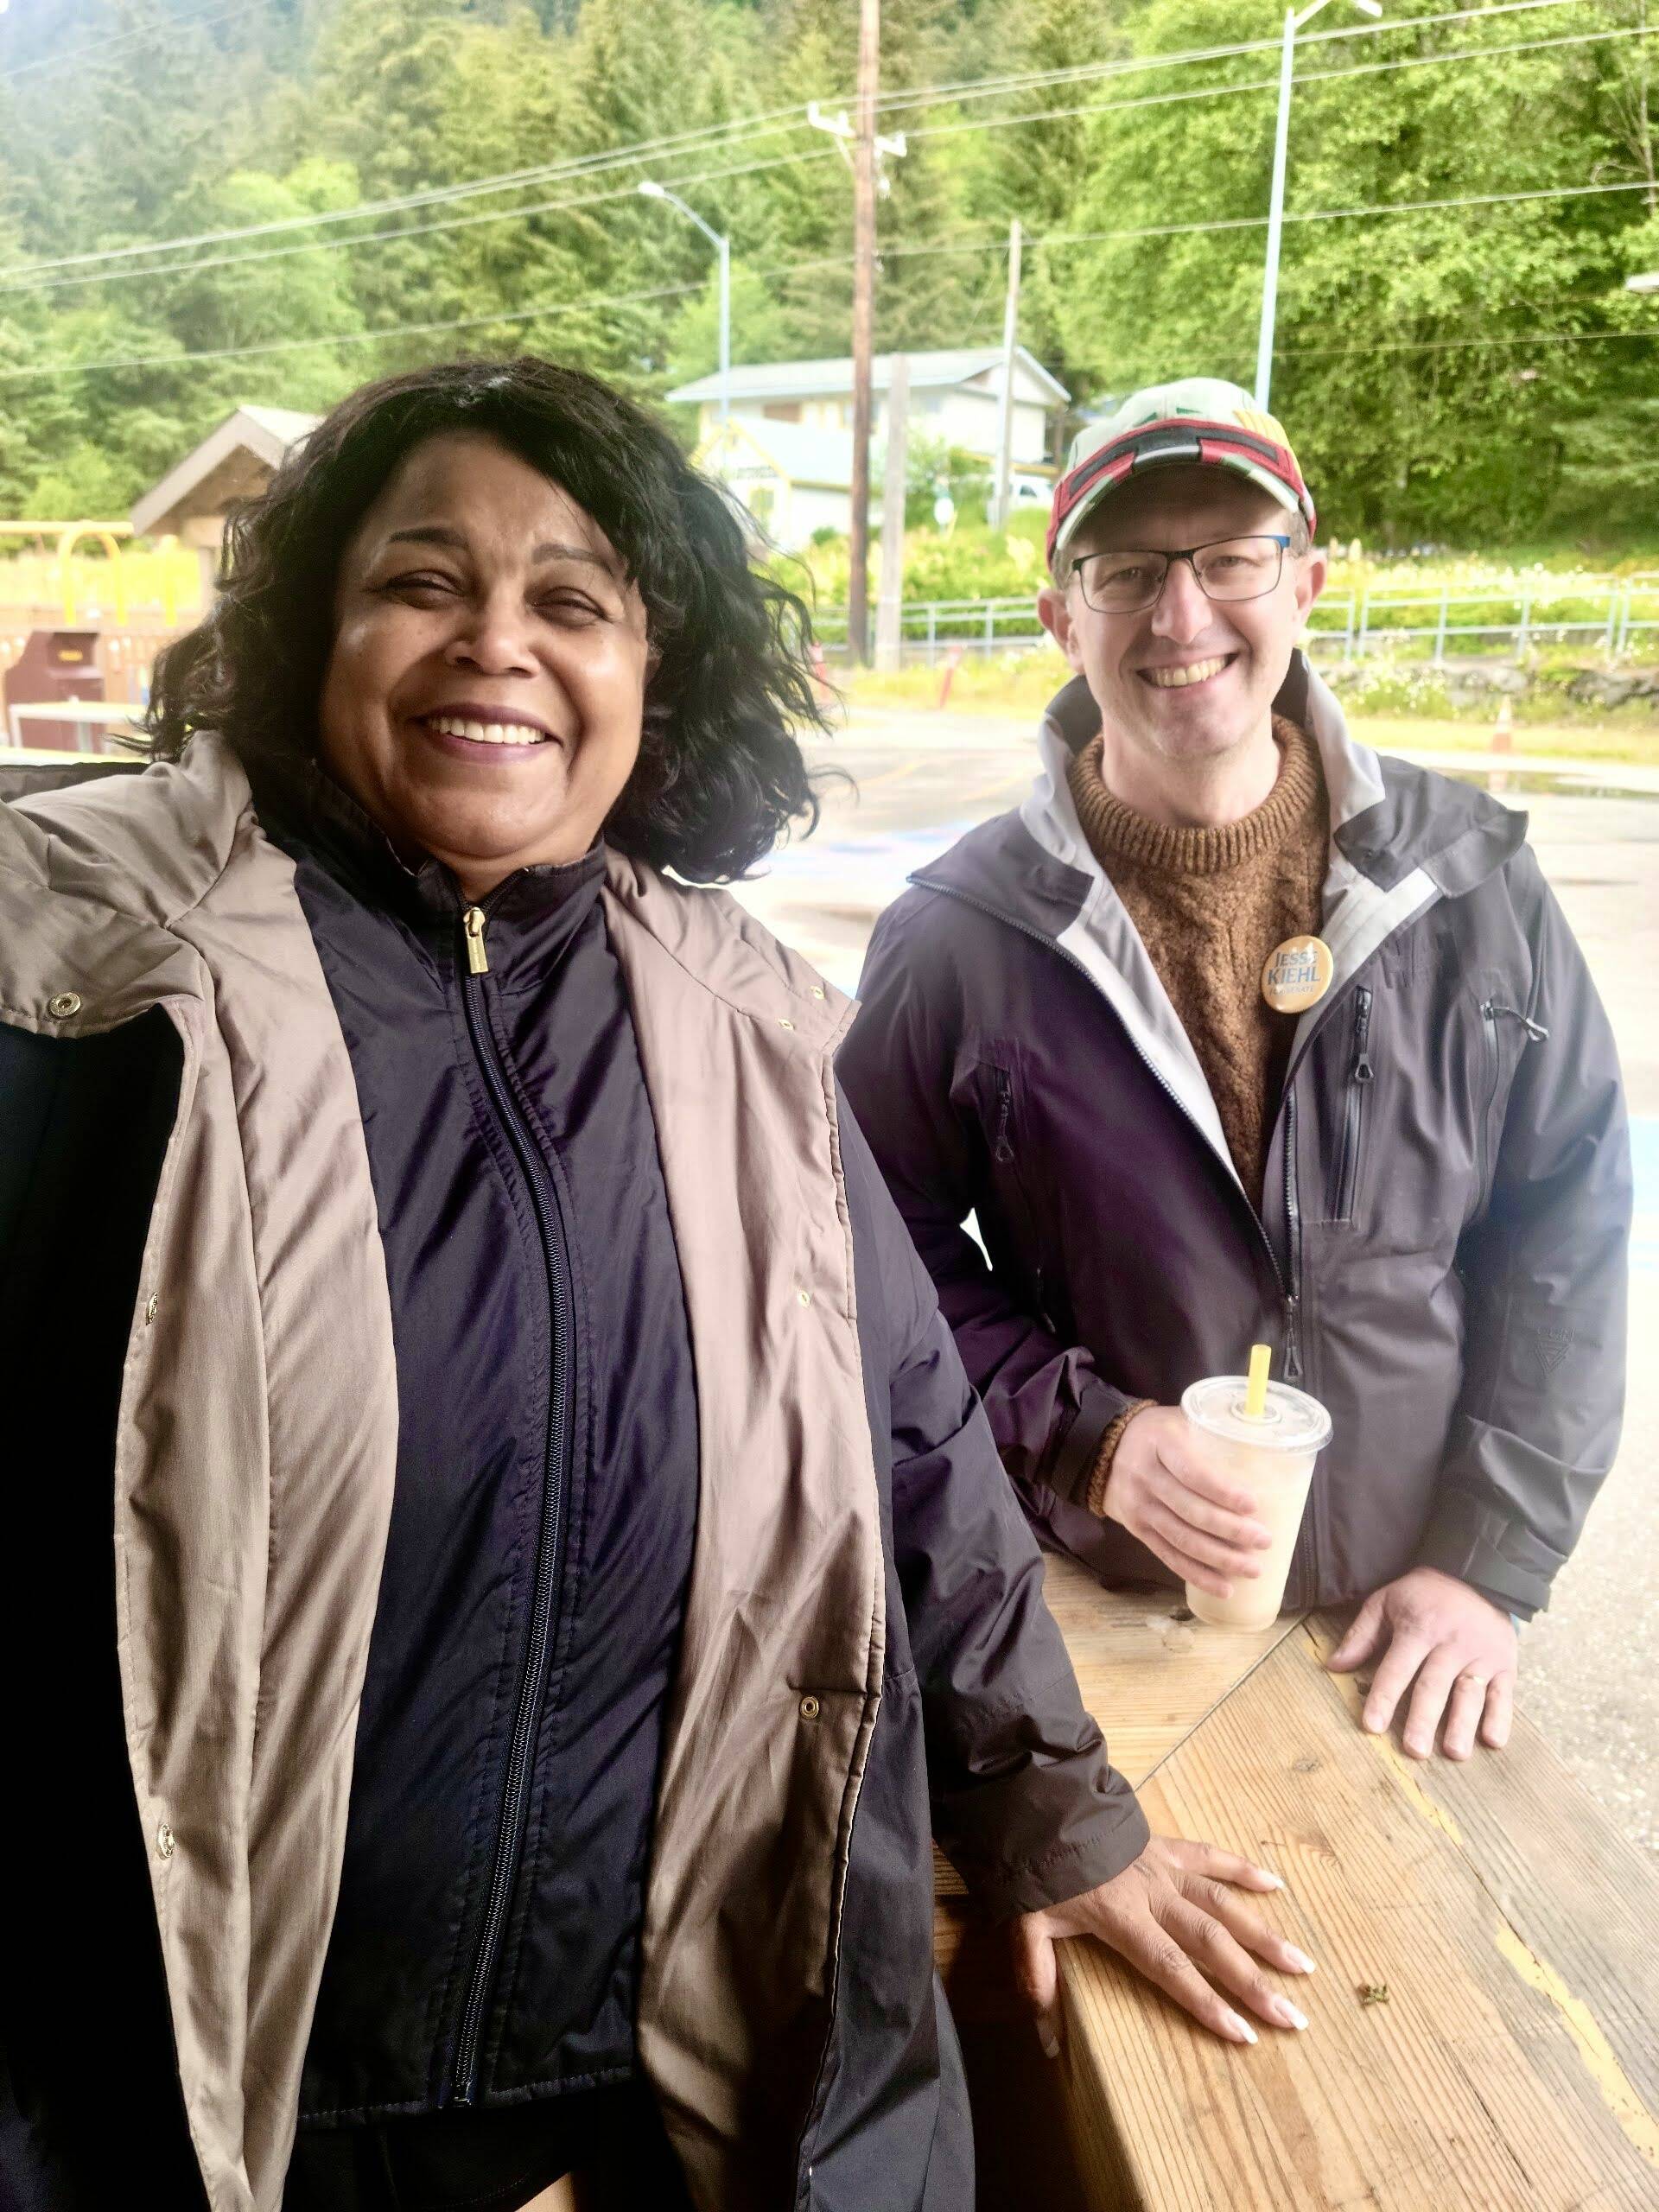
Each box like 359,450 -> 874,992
1069,532 -> 1294,614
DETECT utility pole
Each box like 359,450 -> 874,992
848,0 -> 881,669
807,23 -> 905,667
875,352 -> 909,672
991,218 -> 1023,529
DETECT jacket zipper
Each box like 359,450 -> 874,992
1281,1088 -> 1304,1383
991,1066 -> 1056,1328
451,901 -> 577,2107
912,878 -> 1297,1351
1332,985 -> 1375,1222
1473,999 -> 1547,1204
1482,1000 -> 1548,1045
992,1068 -> 1016,1164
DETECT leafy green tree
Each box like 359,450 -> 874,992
1044,0 -> 1659,541
958,0 -> 1130,397
3,0 -> 1659,548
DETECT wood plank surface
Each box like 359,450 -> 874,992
551,1557 -> 1659,2211
1041,1552 -> 1306,1789
1052,1616 -> 1659,2211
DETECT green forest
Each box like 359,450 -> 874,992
3,0 -> 1658,547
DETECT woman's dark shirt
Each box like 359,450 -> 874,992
258,778 -> 699,2151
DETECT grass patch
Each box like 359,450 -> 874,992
1345,718 -> 1659,767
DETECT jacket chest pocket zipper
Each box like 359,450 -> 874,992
991,1067 -> 1016,1164
990,1066 -> 1054,1328
1474,999 -> 1548,1200
1332,986 -> 1374,1224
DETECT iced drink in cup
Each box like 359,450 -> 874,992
1179,1367 -> 1332,1631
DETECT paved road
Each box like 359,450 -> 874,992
734,708 -> 1659,1857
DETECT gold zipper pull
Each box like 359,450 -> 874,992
463,905 -> 490,976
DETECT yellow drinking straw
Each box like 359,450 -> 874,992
1244,1342 -> 1272,1421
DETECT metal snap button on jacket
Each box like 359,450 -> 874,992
47,991 -> 82,1019
156,1822 -> 175,1860
798,1695 -> 821,1721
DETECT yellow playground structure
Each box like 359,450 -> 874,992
0,519 -> 203,626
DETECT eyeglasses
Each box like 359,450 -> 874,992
1071,533 -> 1293,615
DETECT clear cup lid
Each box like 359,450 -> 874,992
1181,1374 -> 1332,1453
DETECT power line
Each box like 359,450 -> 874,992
1280,325 -> 1659,355
0,0 -> 1646,377
906,72 -> 1280,145
8,154 -> 1654,385
766,168 -> 1659,273
0,276 -> 704,385
0,143 -> 836,301
1,107 -> 809,281
907,20 -> 1659,144
0,0 -> 1604,283
1033,175 -> 1659,252
7,11 -> 1643,304
872,0 -> 1611,118
0,0 -> 265,81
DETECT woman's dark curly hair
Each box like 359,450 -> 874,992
145,356 -> 832,880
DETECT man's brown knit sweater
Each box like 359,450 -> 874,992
1066,716 -> 1329,1510
1067,714 -> 1328,1202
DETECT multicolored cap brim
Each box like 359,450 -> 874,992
1047,413 -> 1317,576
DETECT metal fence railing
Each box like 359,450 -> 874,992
1307,576 -> 1659,664
815,576 -> 1659,667
814,597 -> 1046,662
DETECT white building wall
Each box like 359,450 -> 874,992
935,390 -> 1050,463
780,483 -> 852,545
727,475 -> 851,550
701,388 -> 1054,460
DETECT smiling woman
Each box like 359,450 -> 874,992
6,351 -> 1247,2212
145,356 -> 829,882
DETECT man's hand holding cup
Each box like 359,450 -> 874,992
1100,1404 -> 1274,1600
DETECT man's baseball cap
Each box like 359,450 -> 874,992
1046,377 -> 1317,576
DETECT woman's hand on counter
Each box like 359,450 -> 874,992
1012,1835 -> 1315,2056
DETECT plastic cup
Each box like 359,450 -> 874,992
1179,1375 -> 1332,1631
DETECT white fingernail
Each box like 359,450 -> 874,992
1225,2012 -> 1257,2044
1286,1947 -> 1316,1974
1275,1999 -> 1308,2031
1259,1872 -> 1286,1890
1039,2030 -> 1060,2060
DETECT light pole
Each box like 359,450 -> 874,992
1255,0 -> 1382,412
639,180 -> 730,434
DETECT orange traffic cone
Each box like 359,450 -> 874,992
1491,699 -> 1514,755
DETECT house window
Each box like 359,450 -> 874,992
762,403 -> 803,423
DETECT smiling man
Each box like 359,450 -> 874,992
842,378 -> 1632,1765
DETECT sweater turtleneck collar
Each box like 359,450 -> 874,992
1066,715 -> 1325,879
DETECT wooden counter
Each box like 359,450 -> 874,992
941,1553 -> 1659,2211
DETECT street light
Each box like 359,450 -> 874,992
638,180 -> 730,433
1255,0 -> 1382,412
